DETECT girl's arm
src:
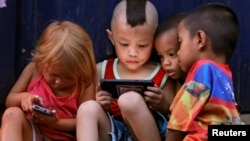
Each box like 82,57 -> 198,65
78,63 -> 99,104
5,62 -> 37,108
78,81 -> 95,104
43,117 -> 77,132
33,111 -> 76,132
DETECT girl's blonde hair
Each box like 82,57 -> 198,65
32,21 -> 96,87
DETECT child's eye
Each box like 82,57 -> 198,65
65,76 -> 74,80
119,42 -> 128,47
169,52 -> 177,58
50,73 -> 58,77
138,44 -> 148,48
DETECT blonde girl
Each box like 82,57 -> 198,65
1,21 -> 96,141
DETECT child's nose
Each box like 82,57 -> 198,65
164,59 -> 171,66
55,79 -> 61,84
128,48 -> 138,56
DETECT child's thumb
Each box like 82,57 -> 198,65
34,95 -> 43,105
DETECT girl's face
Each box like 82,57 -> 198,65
177,21 -> 198,73
42,61 -> 77,96
108,22 -> 154,71
155,29 -> 185,80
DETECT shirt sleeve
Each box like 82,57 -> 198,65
167,80 -> 210,132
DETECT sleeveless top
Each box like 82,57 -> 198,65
101,58 -> 168,121
27,76 -> 79,141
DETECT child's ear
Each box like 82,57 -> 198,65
106,29 -> 114,45
196,30 -> 207,50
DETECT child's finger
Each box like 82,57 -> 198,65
34,95 -> 43,105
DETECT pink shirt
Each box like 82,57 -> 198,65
28,76 -> 79,140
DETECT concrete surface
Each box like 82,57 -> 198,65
240,114 -> 250,124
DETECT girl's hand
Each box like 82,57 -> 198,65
144,85 -> 166,112
32,109 -> 58,126
20,93 -> 43,113
96,83 -> 113,111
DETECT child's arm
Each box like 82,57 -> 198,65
78,81 -> 95,104
95,62 -> 102,85
144,77 -> 175,116
33,110 -> 77,132
5,62 -> 39,109
161,77 -> 175,116
165,129 -> 186,141
53,118 -> 76,132
94,62 -> 113,111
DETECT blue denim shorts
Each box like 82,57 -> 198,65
107,111 -> 167,141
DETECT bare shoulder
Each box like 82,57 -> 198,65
9,62 -> 39,93
78,81 -> 95,104
96,61 -> 103,72
24,62 -> 40,80
20,62 -> 37,79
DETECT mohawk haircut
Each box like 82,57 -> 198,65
126,0 -> 147,27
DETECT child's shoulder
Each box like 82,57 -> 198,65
96,58 -> 116,70
192,60 -> 228,71
147,60 -> 161,70
96,59 -> 109,71
25,62 -> 40,81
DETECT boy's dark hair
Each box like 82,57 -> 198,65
126,0 -> 147,27
183,3 -> 240,61
154,13 -> 185,41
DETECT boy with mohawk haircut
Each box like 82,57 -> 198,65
77,0 -> 175,141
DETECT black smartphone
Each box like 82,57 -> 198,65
32,104 -> 52,116
100,79 -> 154,99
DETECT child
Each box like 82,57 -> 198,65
154,13 -> 186,95
0,21 -> 96,141
76,0 -> 175,141
165,3 -> 243,141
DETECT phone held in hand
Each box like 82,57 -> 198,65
32,104 -> 52,116
100,79 -> 154,99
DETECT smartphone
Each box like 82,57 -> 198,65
100,79 -> 154,99
32,104 -> 52,116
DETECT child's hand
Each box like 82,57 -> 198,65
96,83 -> 112,111
32,109 -> 58,126
144,85 -> 166,111
20,93 -> 43,113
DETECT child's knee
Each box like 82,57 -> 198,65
78,100 -> 102,115
118,92 -> 143,110
2,107 -> 25,122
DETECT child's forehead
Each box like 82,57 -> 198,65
177,21 -> 188,34
112,22 -> 155,38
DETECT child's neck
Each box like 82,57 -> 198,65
51,86 -> 75,97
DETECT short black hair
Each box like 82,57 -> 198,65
154,13 -> 185,41
183,3 -> 240,61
